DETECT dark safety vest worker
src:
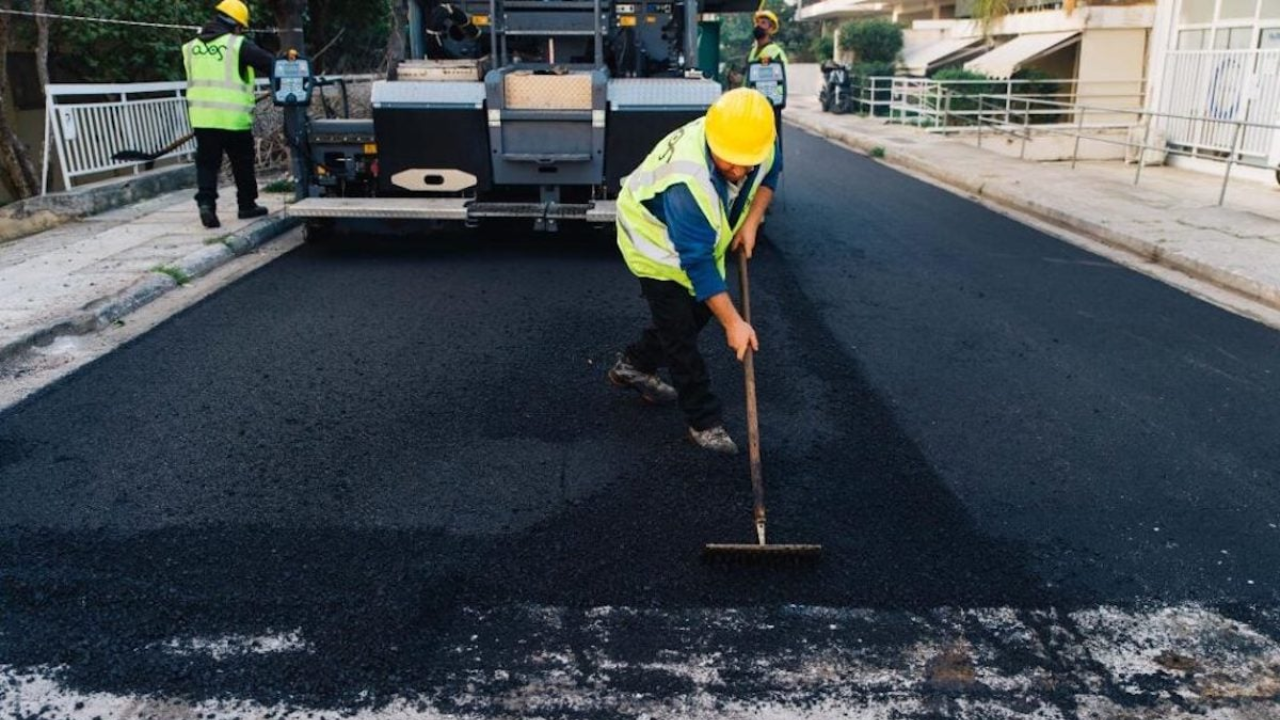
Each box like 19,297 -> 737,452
183,0 -> 274,229
610,88 -> 782,454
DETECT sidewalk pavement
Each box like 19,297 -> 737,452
785,97 -> 1280,314
0,184 -> 298,364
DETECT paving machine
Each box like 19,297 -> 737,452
281,0 -> 753,234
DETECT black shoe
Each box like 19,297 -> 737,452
198,204 -> 220,229
688,425 -> 739,454
238,204 -> 269,220
608,353 -> 677,405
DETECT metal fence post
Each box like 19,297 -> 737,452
1219,120 -> 1245,206
943,89 -> 952,131
1134,115 -> 1153,186
40,92 -> 53,195
1020,96 -> 1030,159
977,96 -> 984,148
1005,79 -> 1012,125
1071,105 -> 1086,170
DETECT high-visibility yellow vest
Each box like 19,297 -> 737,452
746,41 -> 788,108
616,117 -> 775,295
183,33 -> 255,131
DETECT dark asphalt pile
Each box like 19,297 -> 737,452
2,127 -> 1279,716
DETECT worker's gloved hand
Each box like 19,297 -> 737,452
726,319 -> 759,362
731,224 -> 758,259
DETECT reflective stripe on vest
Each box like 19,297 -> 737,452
184,34 -> 255,131
747,42 -> 788,108
615,118 -> 774,295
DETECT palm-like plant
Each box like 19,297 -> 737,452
969,0 -> 1011,45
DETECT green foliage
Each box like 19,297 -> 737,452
968,0 -> 1010,41
851,60 -> 896,79
10,0 -> 387,83
152,264 -> 191,285
28,0 -> 274,82
932,67 -> 993,120
869,145 -> 885,158
1011,66 -> 1065,124
307,0 -> 392,74
809,34 -> 834,63
837,19 -> 902,64
263,177 -> 297,193
932,67 -> 991,83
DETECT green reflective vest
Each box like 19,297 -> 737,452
616,117 -> 775,295
183,33 -> 255,131
746,41 -> 788,108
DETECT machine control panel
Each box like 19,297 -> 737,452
272,56 -> 314,107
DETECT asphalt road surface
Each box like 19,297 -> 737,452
3,126 -> 1280,719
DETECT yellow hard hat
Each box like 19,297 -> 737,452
705,88 -> 776,167
754,9 -> 779,30
215,0 -> 250,28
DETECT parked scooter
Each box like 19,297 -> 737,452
819,61 -> 854,115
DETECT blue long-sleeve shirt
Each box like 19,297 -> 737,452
641,143 -> 782,301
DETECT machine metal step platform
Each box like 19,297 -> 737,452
286,197 -> 617,223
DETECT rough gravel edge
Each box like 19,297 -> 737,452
0,213 -> 300,365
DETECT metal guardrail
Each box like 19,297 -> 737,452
886,77 -> 1146,128
951,93 -> 1280,205
41,81 -> 198,194
850,76 -> 895,116
39,76 -> 376,195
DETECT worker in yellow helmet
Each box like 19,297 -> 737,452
183,0 -> 274,228
746,8 -> 788,151
611,89 -> 781,454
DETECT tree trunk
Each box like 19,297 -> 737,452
0,0 -> 41,199
34,0 -> 50,90
270,0 -> 308,59
384,0 -> 408,75
310,0 -> 329,71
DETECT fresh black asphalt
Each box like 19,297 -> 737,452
2,125 -> 1279,714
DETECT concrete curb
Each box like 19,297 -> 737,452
0,165 -> 197,245
786,113 -> 1280,314
0,213 -> 299,365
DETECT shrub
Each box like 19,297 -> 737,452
932,67 -> 994,120
838,19 -> 903,64
1011,67 -> 1066,124
809,35 -> 835,63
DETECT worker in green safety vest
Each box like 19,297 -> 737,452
746,8 -> 787,152
183,0 -> 274,229
610,88 -> 781,455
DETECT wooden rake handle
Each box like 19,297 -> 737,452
737,252 -> 766,544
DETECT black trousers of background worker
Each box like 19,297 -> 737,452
193,128 -> 258,210
625,277 -> 724,432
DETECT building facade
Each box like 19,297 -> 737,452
1147,0 -> 1280,178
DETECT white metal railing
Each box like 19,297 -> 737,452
43,81 -> 192,194
887,77 -> 1146,129
956,94 -> 1280,205
851,76 -> 896,116
40,78 -> 272,195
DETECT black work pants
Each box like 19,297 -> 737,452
625,278 -> 722,431
774,106 -> 784,154
193,128 -> 258,209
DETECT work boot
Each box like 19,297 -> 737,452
688,425 -> 738,455
608,353 -> 677,405
238,204 -> 269,220
198,204 -> 220,229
